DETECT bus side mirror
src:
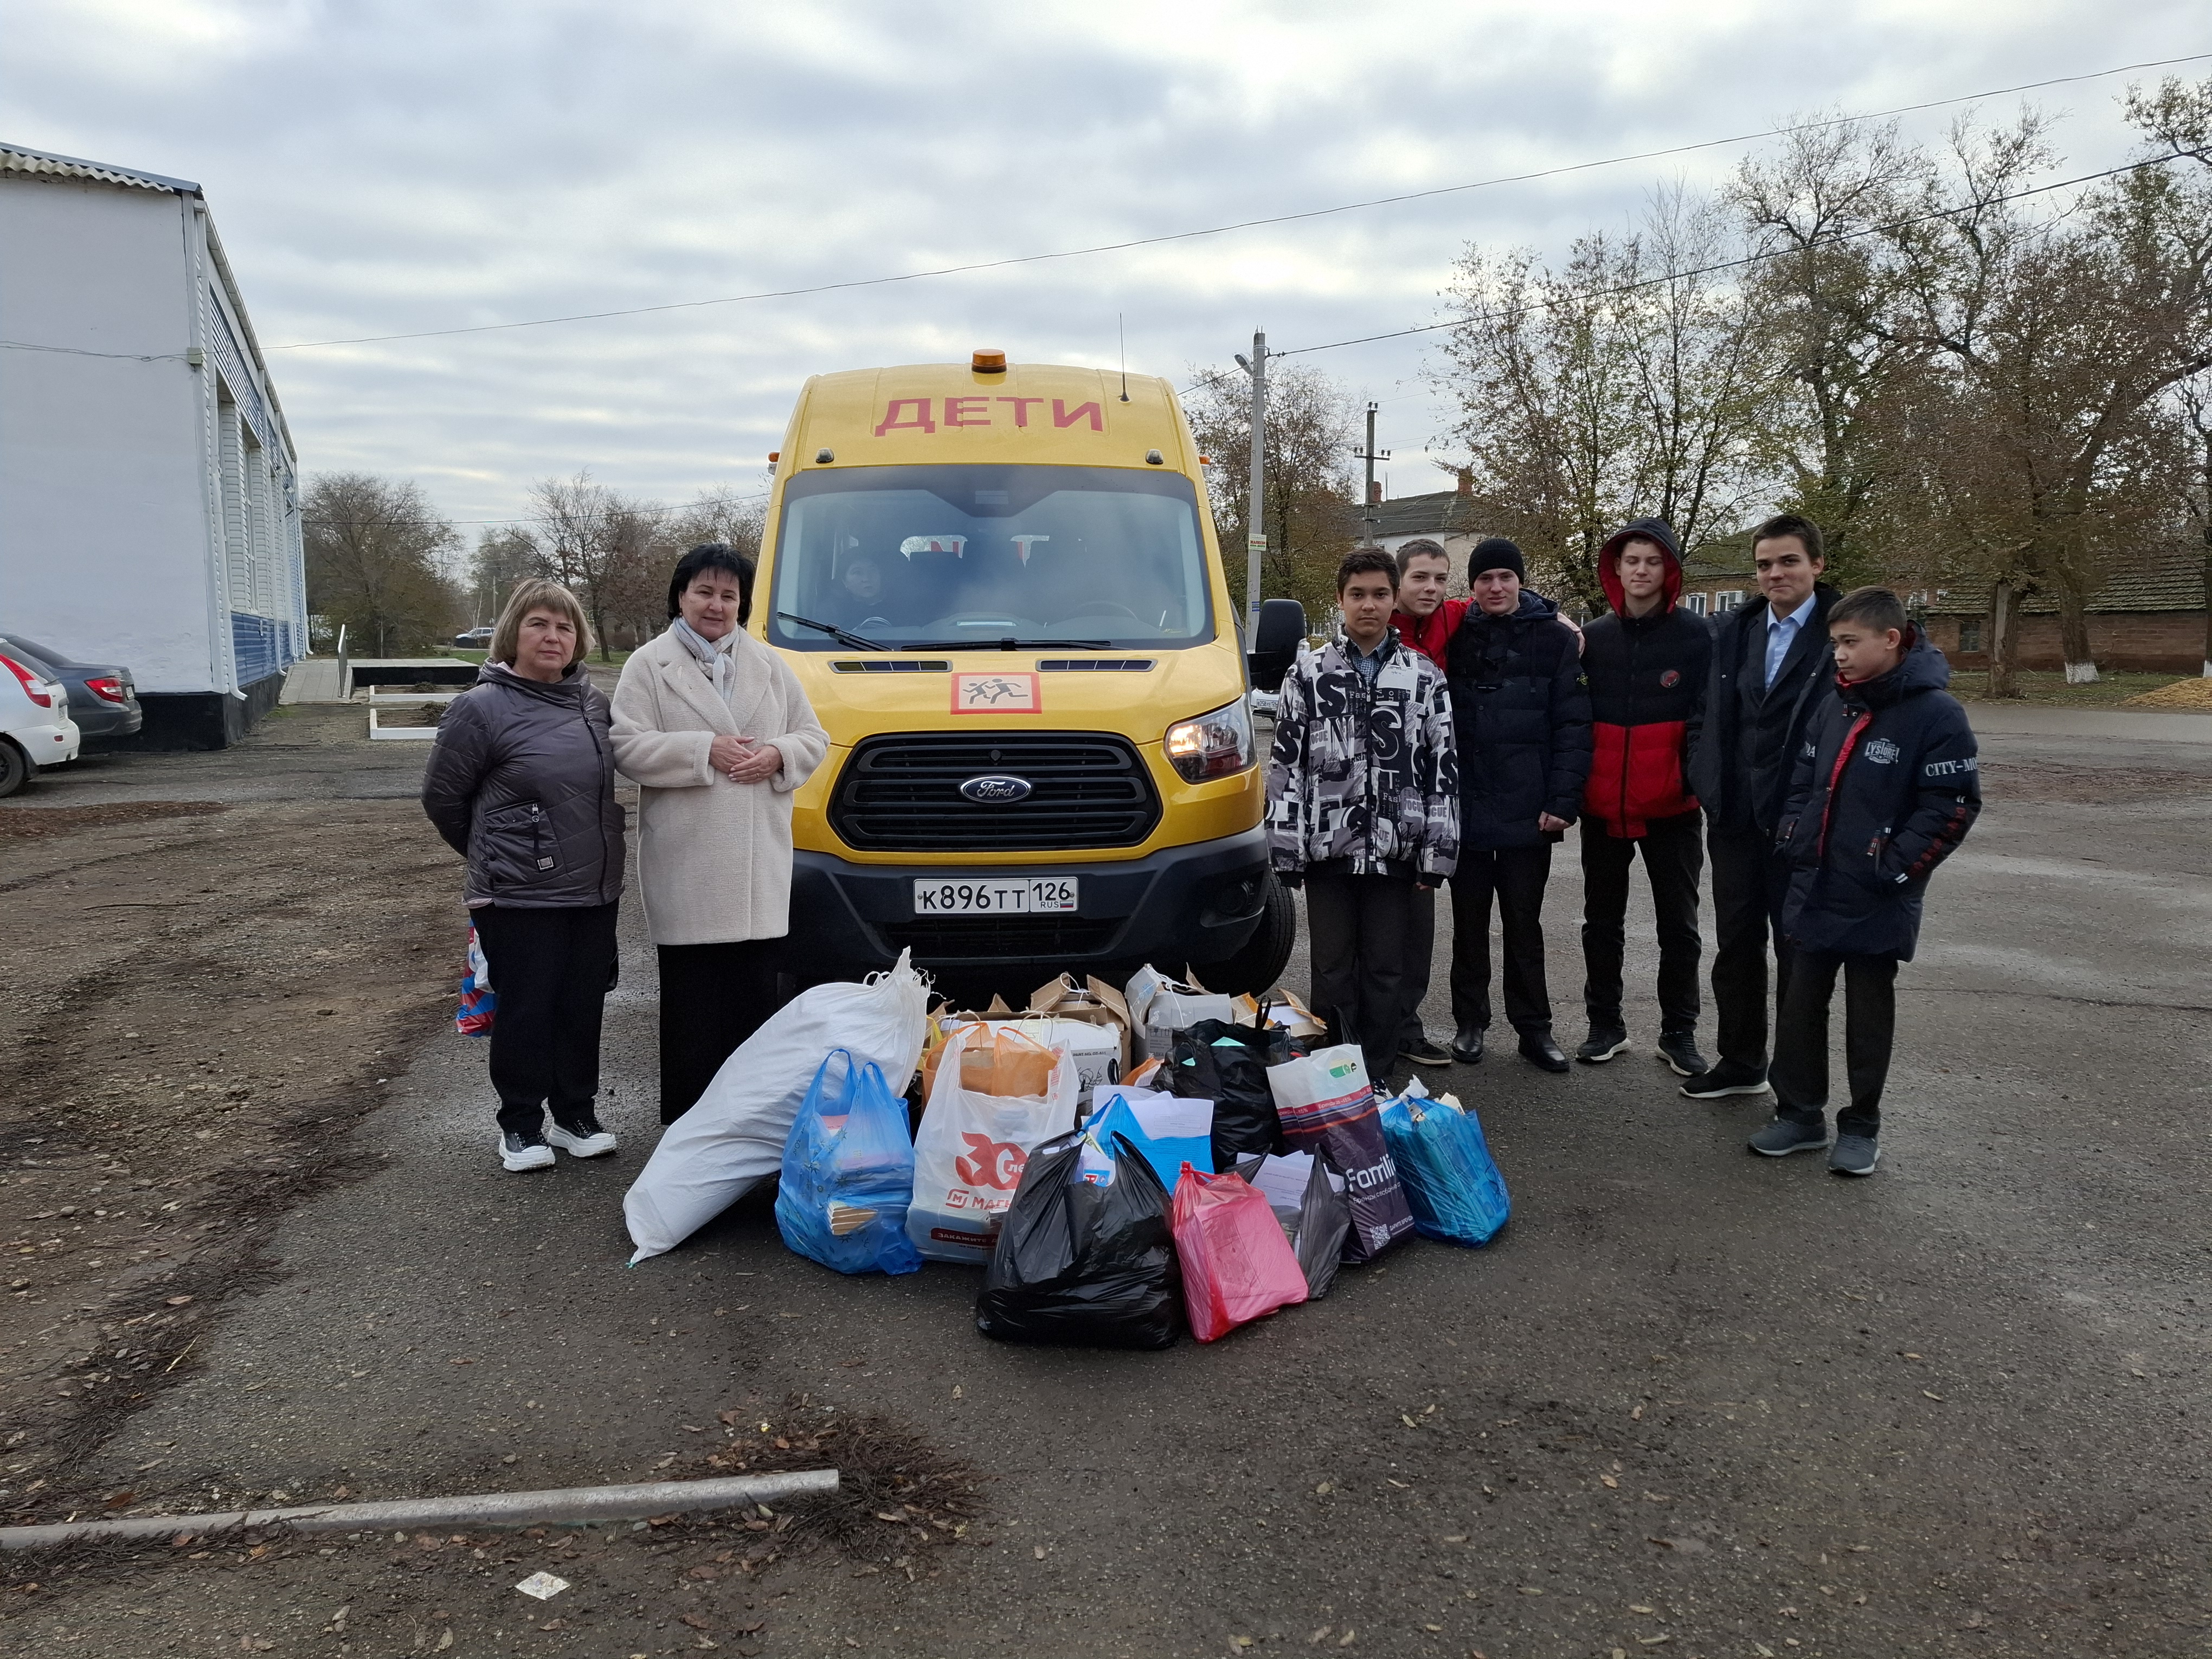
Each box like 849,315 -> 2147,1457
1247,598 -> 1307,693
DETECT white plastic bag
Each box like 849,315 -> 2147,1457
623,950 -> 929,1265
904,1025 -> 1079,1265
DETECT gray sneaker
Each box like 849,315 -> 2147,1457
1828,1134 -> 1881,1176
1748,1117 -> 1829,1157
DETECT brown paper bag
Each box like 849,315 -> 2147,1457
960,1024 -> 1057,1098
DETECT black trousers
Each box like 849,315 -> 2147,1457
1397,883 -> 1438,1047
658,937 -> 787,1124
1449,843 -> 1555,1034
1707,824 -> 1795,1070
1580,811 -> 1704,1033
1303,870 -> 1414,1084
1772,949 -> 1898,1138
472,902 -> 620,1137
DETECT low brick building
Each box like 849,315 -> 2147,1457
1918,546 -> 2208,675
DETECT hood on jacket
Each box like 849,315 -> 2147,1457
477,658 -> 594,701
1461,588 -> 1561,629
1838,626 -> 1950,710
1597,517 -> 1683,616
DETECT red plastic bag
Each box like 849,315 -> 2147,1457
1168,1165 -> 1308,1342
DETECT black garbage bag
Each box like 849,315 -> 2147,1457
1234,1147 -> 1354,1300
974,1130 -> 1183,1350
1169,1019 -> 1289,1168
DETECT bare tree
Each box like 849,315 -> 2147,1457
526,471 -> 661,660
1879,111 -> 2212,689
469,526 -> 545,626
1731,117 -> 1940,578
1435,186 -> 1781,609
1182,363 -> 1362,623
303,473 -> 464,656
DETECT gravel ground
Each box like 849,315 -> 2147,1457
1,706 -> 2207,1658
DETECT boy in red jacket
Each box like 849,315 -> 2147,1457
1574,518 -> 1712,1078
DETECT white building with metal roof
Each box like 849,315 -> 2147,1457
0,142 -> 305,748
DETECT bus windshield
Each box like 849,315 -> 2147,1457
765,464 -> 1214,652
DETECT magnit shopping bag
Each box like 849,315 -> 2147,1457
1378,1083 -> 1510,1248
905,1025 -> 1079,1265
1264,1044 -> 1413,1263
774,1051 -> 923,1276
1169,1165 -> 1308,1342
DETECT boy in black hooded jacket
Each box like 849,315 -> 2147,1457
1751,588 -> 1980,1176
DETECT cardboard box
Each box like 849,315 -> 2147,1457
1123,963 -> 1236,1062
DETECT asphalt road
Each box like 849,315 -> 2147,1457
11,709 -> 2211,1659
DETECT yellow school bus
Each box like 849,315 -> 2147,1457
753,350 -> 1301,995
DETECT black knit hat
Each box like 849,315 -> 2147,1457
1468,537 -> 1526,581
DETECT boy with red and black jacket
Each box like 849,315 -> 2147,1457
1751,588 -> 1979,1176
1575,517 -> 1712,1077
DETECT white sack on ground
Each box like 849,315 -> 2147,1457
623,950 -> 929,1264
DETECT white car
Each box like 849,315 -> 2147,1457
0,646 -> 81,798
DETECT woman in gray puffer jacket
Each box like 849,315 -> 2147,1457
422,579 -> 628,1172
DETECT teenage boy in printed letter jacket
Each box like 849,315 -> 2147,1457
1266,550 -> 1459,1085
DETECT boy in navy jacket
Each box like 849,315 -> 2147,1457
1751,588 -> 1980,1175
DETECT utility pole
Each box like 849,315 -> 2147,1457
1353,401 -> 1390,545
1234,332 -> 1268,634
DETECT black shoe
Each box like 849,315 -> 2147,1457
1399,1034 -> 1452,1069
1828,1134 -> 1880,1176
1575,1026 -> 1630,1064
1657,1030 -> 1711,1079
1450,1023 -> 1486,1064
1517,1030 -> 1570,1073
1680,1057 -> 1771,1099
1748,1117 -> 1829,1156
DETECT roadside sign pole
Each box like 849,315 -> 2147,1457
1236,332 -> 1268,635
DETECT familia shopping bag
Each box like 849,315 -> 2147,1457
1169,1165 -> 1308,1342
905,1025 -> 1080,1265
774,1051 -> 923,1276
1379,1082 -> 1510,1248
1264,1044 -> 1413,1263
975,1129 -> 1181,1349
623,951 -> 929,1265
1234,1148 -> 1353,1300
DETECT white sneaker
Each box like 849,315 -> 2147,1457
500,1130 -> 556,1172
546,1115 -> 618,1159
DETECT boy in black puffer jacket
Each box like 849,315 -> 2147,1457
1752,588 -> 1980,1176
1444,538 -> 1592,1072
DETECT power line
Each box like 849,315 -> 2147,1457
1273,149 -> 2208,361
260,51 -> 2212,353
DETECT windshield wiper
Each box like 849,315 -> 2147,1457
902,637 -> 1114,651
779,612 -> 890,652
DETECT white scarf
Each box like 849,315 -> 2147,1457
670,618 -> 737,702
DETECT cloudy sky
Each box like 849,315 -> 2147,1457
7,1 -> 2208,538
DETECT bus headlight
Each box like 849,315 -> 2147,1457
1165,697 -> 1256,782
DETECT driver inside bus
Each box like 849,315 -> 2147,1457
833,556 -> 890,627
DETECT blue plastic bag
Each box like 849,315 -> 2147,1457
775,1051 -> 923,1276
1377,1087 -> 1510,1247
1080,1092 -> 1212,1194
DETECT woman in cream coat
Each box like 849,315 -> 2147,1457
611,544 -> 829,1122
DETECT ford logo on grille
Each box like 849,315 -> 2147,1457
959,774 -> 1033,803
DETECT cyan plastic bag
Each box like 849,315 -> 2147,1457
1081,1091 -> 1212,1193
775,1050 -> 923,1276
1377,1084 -> 1510,1248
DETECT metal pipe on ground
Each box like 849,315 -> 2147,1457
0,1469 -> 838,1551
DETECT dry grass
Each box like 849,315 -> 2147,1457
2120,677 -> 2212,712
